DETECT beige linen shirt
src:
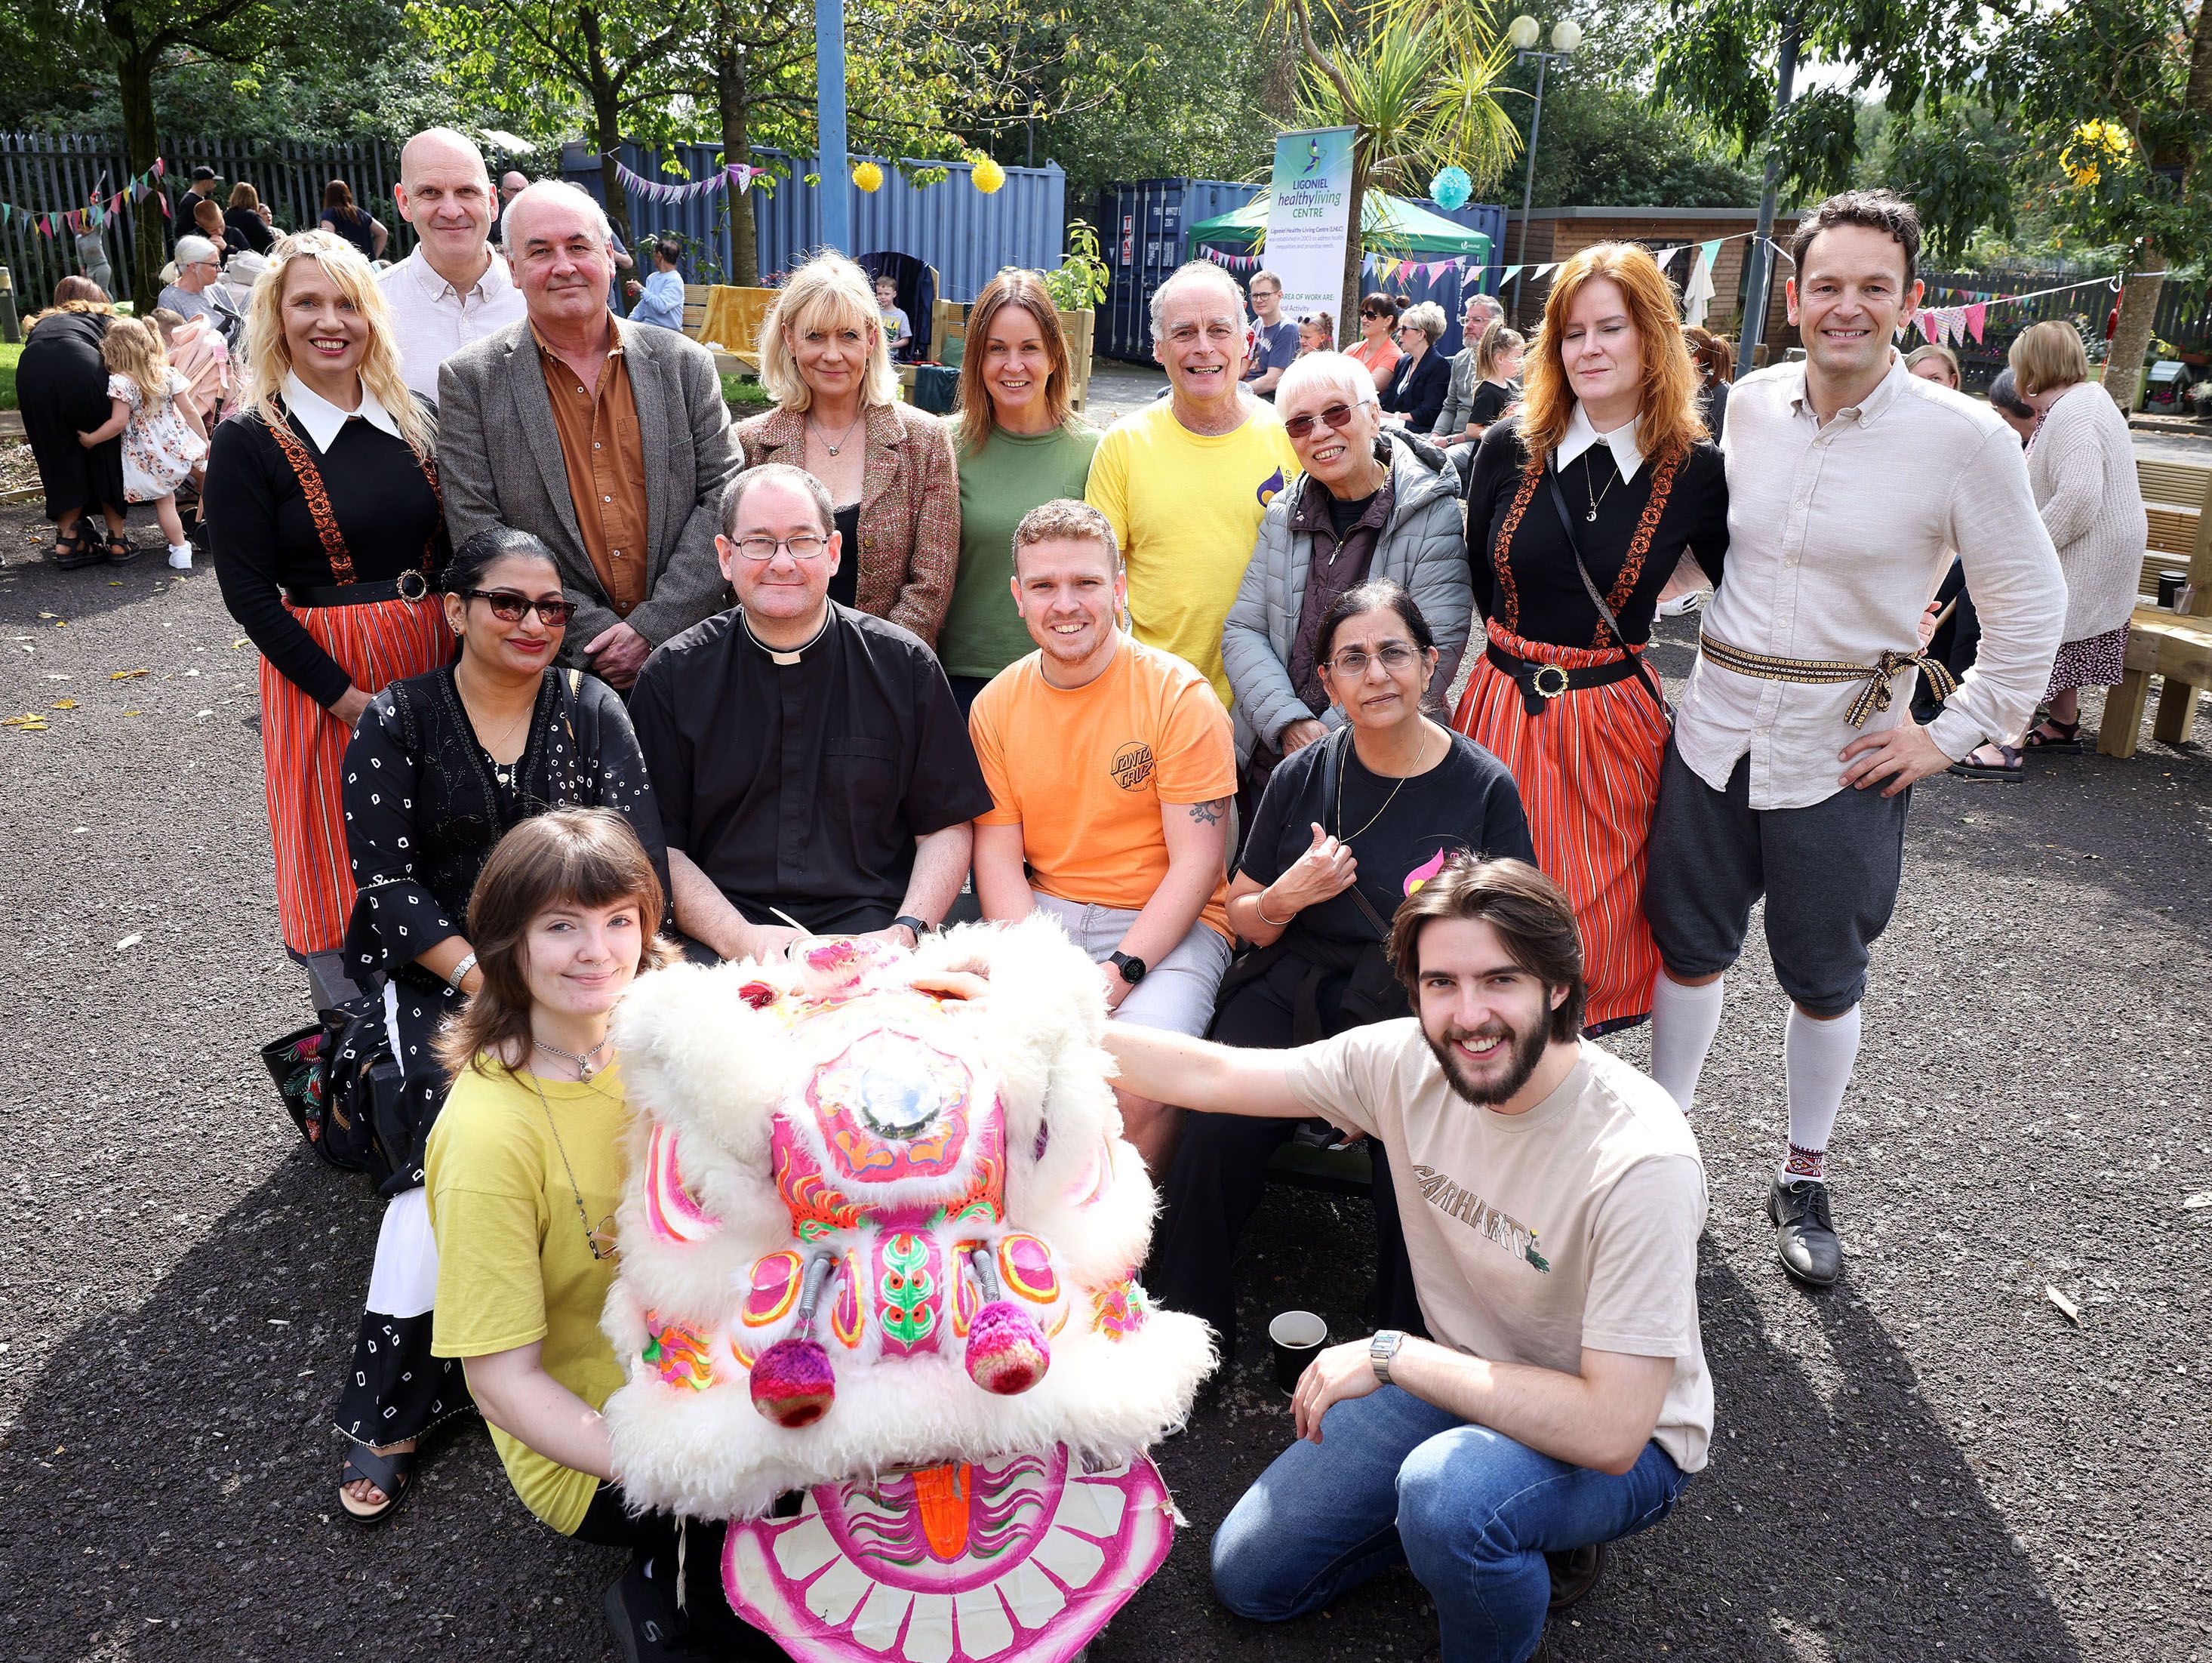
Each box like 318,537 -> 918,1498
1288,1024 -> 1712,1475
380,247 -> 528,402
1679,354 -> 2066,808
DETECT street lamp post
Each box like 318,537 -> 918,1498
816,0 -> 851,254
1506,14 -> 1581,322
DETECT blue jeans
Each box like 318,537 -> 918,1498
1211,1387 -> 1691,1663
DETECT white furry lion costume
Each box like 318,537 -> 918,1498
600,919 -> 1214,1523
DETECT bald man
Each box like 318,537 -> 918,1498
492,171 -> 528,249
380,129 -> 528,400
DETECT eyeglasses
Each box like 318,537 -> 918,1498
466,589 -> 577,626
731,534 -> 832,562
1282,402 -> 1368,441
1324,643 -> 1421,676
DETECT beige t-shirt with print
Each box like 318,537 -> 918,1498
1288,1022 -> 1712,1474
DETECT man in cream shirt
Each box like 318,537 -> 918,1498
1644,189 -> 2063,1288
1090,855 -> 1709,1663
379,128 -> 527,402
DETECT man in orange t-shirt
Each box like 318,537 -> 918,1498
970,499 -> 1236,1171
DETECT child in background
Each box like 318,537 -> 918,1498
1464,322 -> 1525,442
875,274 -> 913,359
78,316 -> 207,570
1295,313 -> 1334,356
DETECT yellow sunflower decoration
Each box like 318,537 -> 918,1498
853,161 -> 884,193
2061,119 -> 2132,189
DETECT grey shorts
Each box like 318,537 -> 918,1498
1641,743 -> 1909,1018
1028,891 -> 1233,1039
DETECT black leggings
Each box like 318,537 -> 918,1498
1146,953 -> 1427,1363
572,1484 -> 765,1651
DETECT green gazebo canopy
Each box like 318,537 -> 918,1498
1186,190 -> 1491,259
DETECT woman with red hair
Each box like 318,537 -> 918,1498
1452,243 -> 1729,1033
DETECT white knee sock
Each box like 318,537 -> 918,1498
1781,1002 -> 1861,1187
1648,972 -> 1726,1111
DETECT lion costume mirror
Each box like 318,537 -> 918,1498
601,919 -> 1214,1663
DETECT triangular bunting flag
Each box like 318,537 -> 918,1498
1964,303 -> 1986,343
1699,239 -> 1721,269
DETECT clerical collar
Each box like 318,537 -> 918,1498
740,606 -> 832,666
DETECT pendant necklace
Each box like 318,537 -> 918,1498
533,1032 -> 611,1081
811,411 -> 864,457
1583,451 -> 1620,522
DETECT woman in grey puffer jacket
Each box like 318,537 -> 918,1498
1223,350 -> 1472,781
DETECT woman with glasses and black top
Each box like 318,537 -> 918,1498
327,527 -> 666,1527
1451,243 -> 1727,1036
425,810 -> 777,1659
1152,578 -> 1534,1371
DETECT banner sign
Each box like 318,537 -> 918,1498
1263,127 -> 1357,325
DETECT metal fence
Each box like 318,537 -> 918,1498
558,143 -> 1066,305
1920,266 -> 2212,393
0,131 -> 406,309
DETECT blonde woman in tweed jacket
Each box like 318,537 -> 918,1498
1959,320 -> 2145,772
735,254 -> 961,647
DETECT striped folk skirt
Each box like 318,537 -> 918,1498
1453,618 -> 1669,1033
260,597 -> 450,956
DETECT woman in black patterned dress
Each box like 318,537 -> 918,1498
330,526 -> 667,1524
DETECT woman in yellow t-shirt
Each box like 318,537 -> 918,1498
423,808 -> 769,1658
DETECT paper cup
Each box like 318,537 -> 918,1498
1268,1310 -> 1328,1396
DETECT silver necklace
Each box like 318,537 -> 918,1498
1582,450 -> 1620,522
533,1031 -> 611,1081
525,1068 -> 617,1261
809,410 -> 864,457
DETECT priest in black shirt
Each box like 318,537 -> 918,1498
629,463 -> 990,958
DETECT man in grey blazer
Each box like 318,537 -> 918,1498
437,179 -> 736,689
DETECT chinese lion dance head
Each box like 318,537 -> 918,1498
600,917 -> 1214,1523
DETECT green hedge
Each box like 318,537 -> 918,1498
0,343 -> 19,412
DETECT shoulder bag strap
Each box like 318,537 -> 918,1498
1542,458 -> 1673,724
1321,725 -> 1400,944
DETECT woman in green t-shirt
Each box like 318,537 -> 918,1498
423,808 -> 769,1658
938,268 -> 1103,708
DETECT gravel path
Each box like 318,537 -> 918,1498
0,500 -> 2207,1663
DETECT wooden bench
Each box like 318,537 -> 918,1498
685,282 -> 767,378
2099,454 -> 2212,756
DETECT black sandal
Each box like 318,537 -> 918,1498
1949,743 -> 2025,781
54,522 -> 105,571
337,1442 -> 417,1527
103,533 -> 140,566
2023,717 -> 2081,750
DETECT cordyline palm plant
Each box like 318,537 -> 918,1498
1268,0 -> 1523,343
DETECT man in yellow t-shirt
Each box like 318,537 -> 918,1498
970,499 -> 1236,1171
1087,260 -> 1301,707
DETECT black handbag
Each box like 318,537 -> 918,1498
260,990 -> 401,1178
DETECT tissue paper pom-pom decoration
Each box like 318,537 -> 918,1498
971,157 -> 1007,195
1429,167 -> 1473,212
749,1337 -> 836,1427
852,161 -> 884,194
964,1301 -> 1051,1395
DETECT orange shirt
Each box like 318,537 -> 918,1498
971,637 -> 1236,941
535,328 -> 649,617
1347,334 -> 1402,386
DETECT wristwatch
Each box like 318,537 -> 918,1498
1108,950 -> 1148,987
1370,1329 -> 1406,1387
893,915 -> 934,947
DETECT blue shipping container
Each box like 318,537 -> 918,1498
1096,182 -> 1509,359
560,143 -> 1064,304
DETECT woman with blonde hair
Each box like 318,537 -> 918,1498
206,229 -> 451,1010
936,267 -> 1100,705
735,251 -> 960,645
1379,300 -> 1452,433
1903,342 -> 1959,389
1955,319 -> 2146,771
1451,241 -> 1729,1033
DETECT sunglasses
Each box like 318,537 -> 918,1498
1282,402 -> 1366,441
466,589 -> 577,626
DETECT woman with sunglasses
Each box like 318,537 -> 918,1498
424,811 -> 767,1658
1224,351 -> 1471,798
1451,242 -> 1727,1035
328,526 -> 667,1526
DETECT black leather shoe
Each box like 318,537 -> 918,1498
1546,1540 -> 1606,1610
1767,1177 -> 1841,1288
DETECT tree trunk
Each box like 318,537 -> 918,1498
2105,0 -> 2212,410
1337,147 -> 1370,353
715,45 -> 760,287
580,5 -> 632,247
118,50 -> 164,314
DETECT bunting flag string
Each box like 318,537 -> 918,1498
605,157 -> 766,205
1,157 -> 165,240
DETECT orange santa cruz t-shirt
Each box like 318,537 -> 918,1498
970,636 -> 1237,941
